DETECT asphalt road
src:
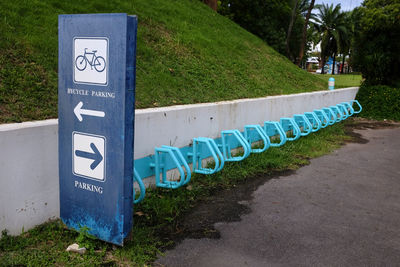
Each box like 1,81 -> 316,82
156,125 -> 400,267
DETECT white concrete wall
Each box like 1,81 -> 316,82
0,120 -> 59,235
0,87 -> 358,235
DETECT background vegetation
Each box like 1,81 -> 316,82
356,84 -> 400,121
218,0 -> 316,65
352,0 -> 400,86
219,0 -> 295,59
352,0 -> 400,121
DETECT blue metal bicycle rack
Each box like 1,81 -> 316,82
293,114 -> 313,136
350,100 -> 362,113
323,107 -> 337,125
132,100 -> 362,203
341,102 -> 355,116
280,118 -> 301,141
151,145 -> 191,189
332,105 -> 344,121
133,168 -> 146,204
244,125 -> 271,153
263,121 -> 287,147
336,104 -> 349,120
304,112 -> 322,132
221,130 -> 251,161
313,109 -> 329,128
191,137 -> 224,175
330,106 -> 343,122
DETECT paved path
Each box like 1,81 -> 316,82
156,126 -> 400,266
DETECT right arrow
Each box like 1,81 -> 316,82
75,142 -> 103,170
74,101 -> 105,122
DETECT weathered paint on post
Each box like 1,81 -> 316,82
58,13 -> 137,245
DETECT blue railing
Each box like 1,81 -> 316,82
133,100 -> 362,203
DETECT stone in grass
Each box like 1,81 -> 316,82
66,243 -> 87,255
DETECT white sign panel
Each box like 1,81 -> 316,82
73,131 -> 106,181
74,37 -> 108,85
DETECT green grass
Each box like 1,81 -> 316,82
0,0 -> 328,123
318,74 -> 363,89
0,122 -> 351,266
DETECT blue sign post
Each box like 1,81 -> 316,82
58,13 -> 137,245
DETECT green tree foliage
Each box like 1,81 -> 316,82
218,0 -> 303,57
286,0 -> 301,58
352,0 -> 400,85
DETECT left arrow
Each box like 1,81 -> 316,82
75,142 -> 103,170
74,101 -> 105,122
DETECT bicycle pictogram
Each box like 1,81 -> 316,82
75,48 -> 106,72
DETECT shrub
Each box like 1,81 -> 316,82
352,0 -> 400,86
356,83 -> 400,121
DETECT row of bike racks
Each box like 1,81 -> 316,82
133,100 -> 362,203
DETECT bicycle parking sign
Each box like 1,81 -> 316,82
59,13 -> 137,246
74,37 -> 108,85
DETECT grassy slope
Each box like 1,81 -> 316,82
0,0 -> 327,123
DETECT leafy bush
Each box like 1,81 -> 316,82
356,83 -> 400,121
352,0 -> 400,86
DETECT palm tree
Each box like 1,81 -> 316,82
297,0 -> 315,66
286,0 -> 313,62
338,12 -> 353,73
312,3 -> 348,74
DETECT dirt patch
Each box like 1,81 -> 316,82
171,170 -> 295,242
156,170 -> 296,251
344,117 -> 400,144
346,117 -> 399,130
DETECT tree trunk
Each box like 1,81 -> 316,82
297,0 -> 316,66
332,52 -> 336,74
203,0 -> 217,11
341,54 -> 345,74
321,56 -> 325,74
286,0 -> 300,60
